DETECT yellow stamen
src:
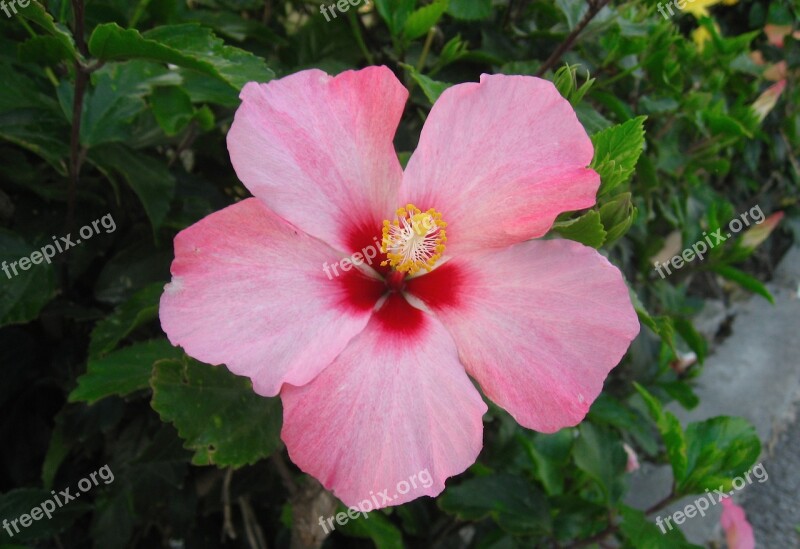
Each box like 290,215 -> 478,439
380,204 -> 447,275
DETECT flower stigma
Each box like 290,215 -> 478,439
381,204 -> 447,275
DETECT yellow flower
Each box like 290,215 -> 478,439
684,0 -> 737,18
692,24 -> 717,50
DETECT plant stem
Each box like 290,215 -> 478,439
537,0 -> 611,76
347,9 -> 375,65
68,0 -> 89,237
416,27 -> 436,72
645,491 -> 677,515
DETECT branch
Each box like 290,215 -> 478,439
67,0 -> 89,236
536,0 -> 611,76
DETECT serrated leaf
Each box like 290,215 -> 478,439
88,23 -> 273,91
591,116 -> 646,196
553,210 -> 607,248
150,357 -> 282,467
17,1 -> 78,63
70,339 -> 183,404
677,417 -> 761,495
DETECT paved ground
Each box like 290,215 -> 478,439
626,237 -> 800,547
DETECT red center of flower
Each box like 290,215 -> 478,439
338,215 -> 461,337
385,270 -> 406,293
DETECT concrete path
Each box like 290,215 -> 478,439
626,236 -> 800,547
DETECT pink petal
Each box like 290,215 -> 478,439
406,239 -> 639,432
227,67 -> 407,253
159,198 -> 384,396
721,498 -> 755,549
281,294 -> 487,508
400,74 -> 599,255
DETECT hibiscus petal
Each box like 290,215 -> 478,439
721,498 -> 755,549
401,74 -> 599,254
281,295 -> 487,508
406,239 -> 639,432
227,66 -> 407,253
159,198 -> 384,396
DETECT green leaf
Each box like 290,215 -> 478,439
553,210 -> 607,248
447,0 -> 491,20
403,0 -> 448,41
589,394 -> 659,456
659,381 -> 700,411
677,417 -> 761,495
634,383 -> 688,481
70,339 -> 183,404
573,423 -> 627,503
438,474 -> 551,535
18,35 -> 74,65
591,116 -> 646,196
337,508 -> 404,549
402,64 -> 451,104
0,109 -> 70,174
0,489 -> 91,543
519,430 -> 574,495
88,144 -> 176,233
0,229 -> 57,328
599,192 -> 636,244
619,505 -> 704,548
673,317 -> 708,364
553,64 -> 595,105
373,0 -> 416,36
150,86 -> 195,136
41,420 -> 69,491
712,265 -> 775,304
88,282 -> 163,358
78,73 -> 147,147
17,0 -> 78,63
88,23 -> 273,91
150,357 -> 283,466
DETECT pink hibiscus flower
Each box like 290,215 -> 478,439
159,66 -> 639,508
720,498 -> 755,549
